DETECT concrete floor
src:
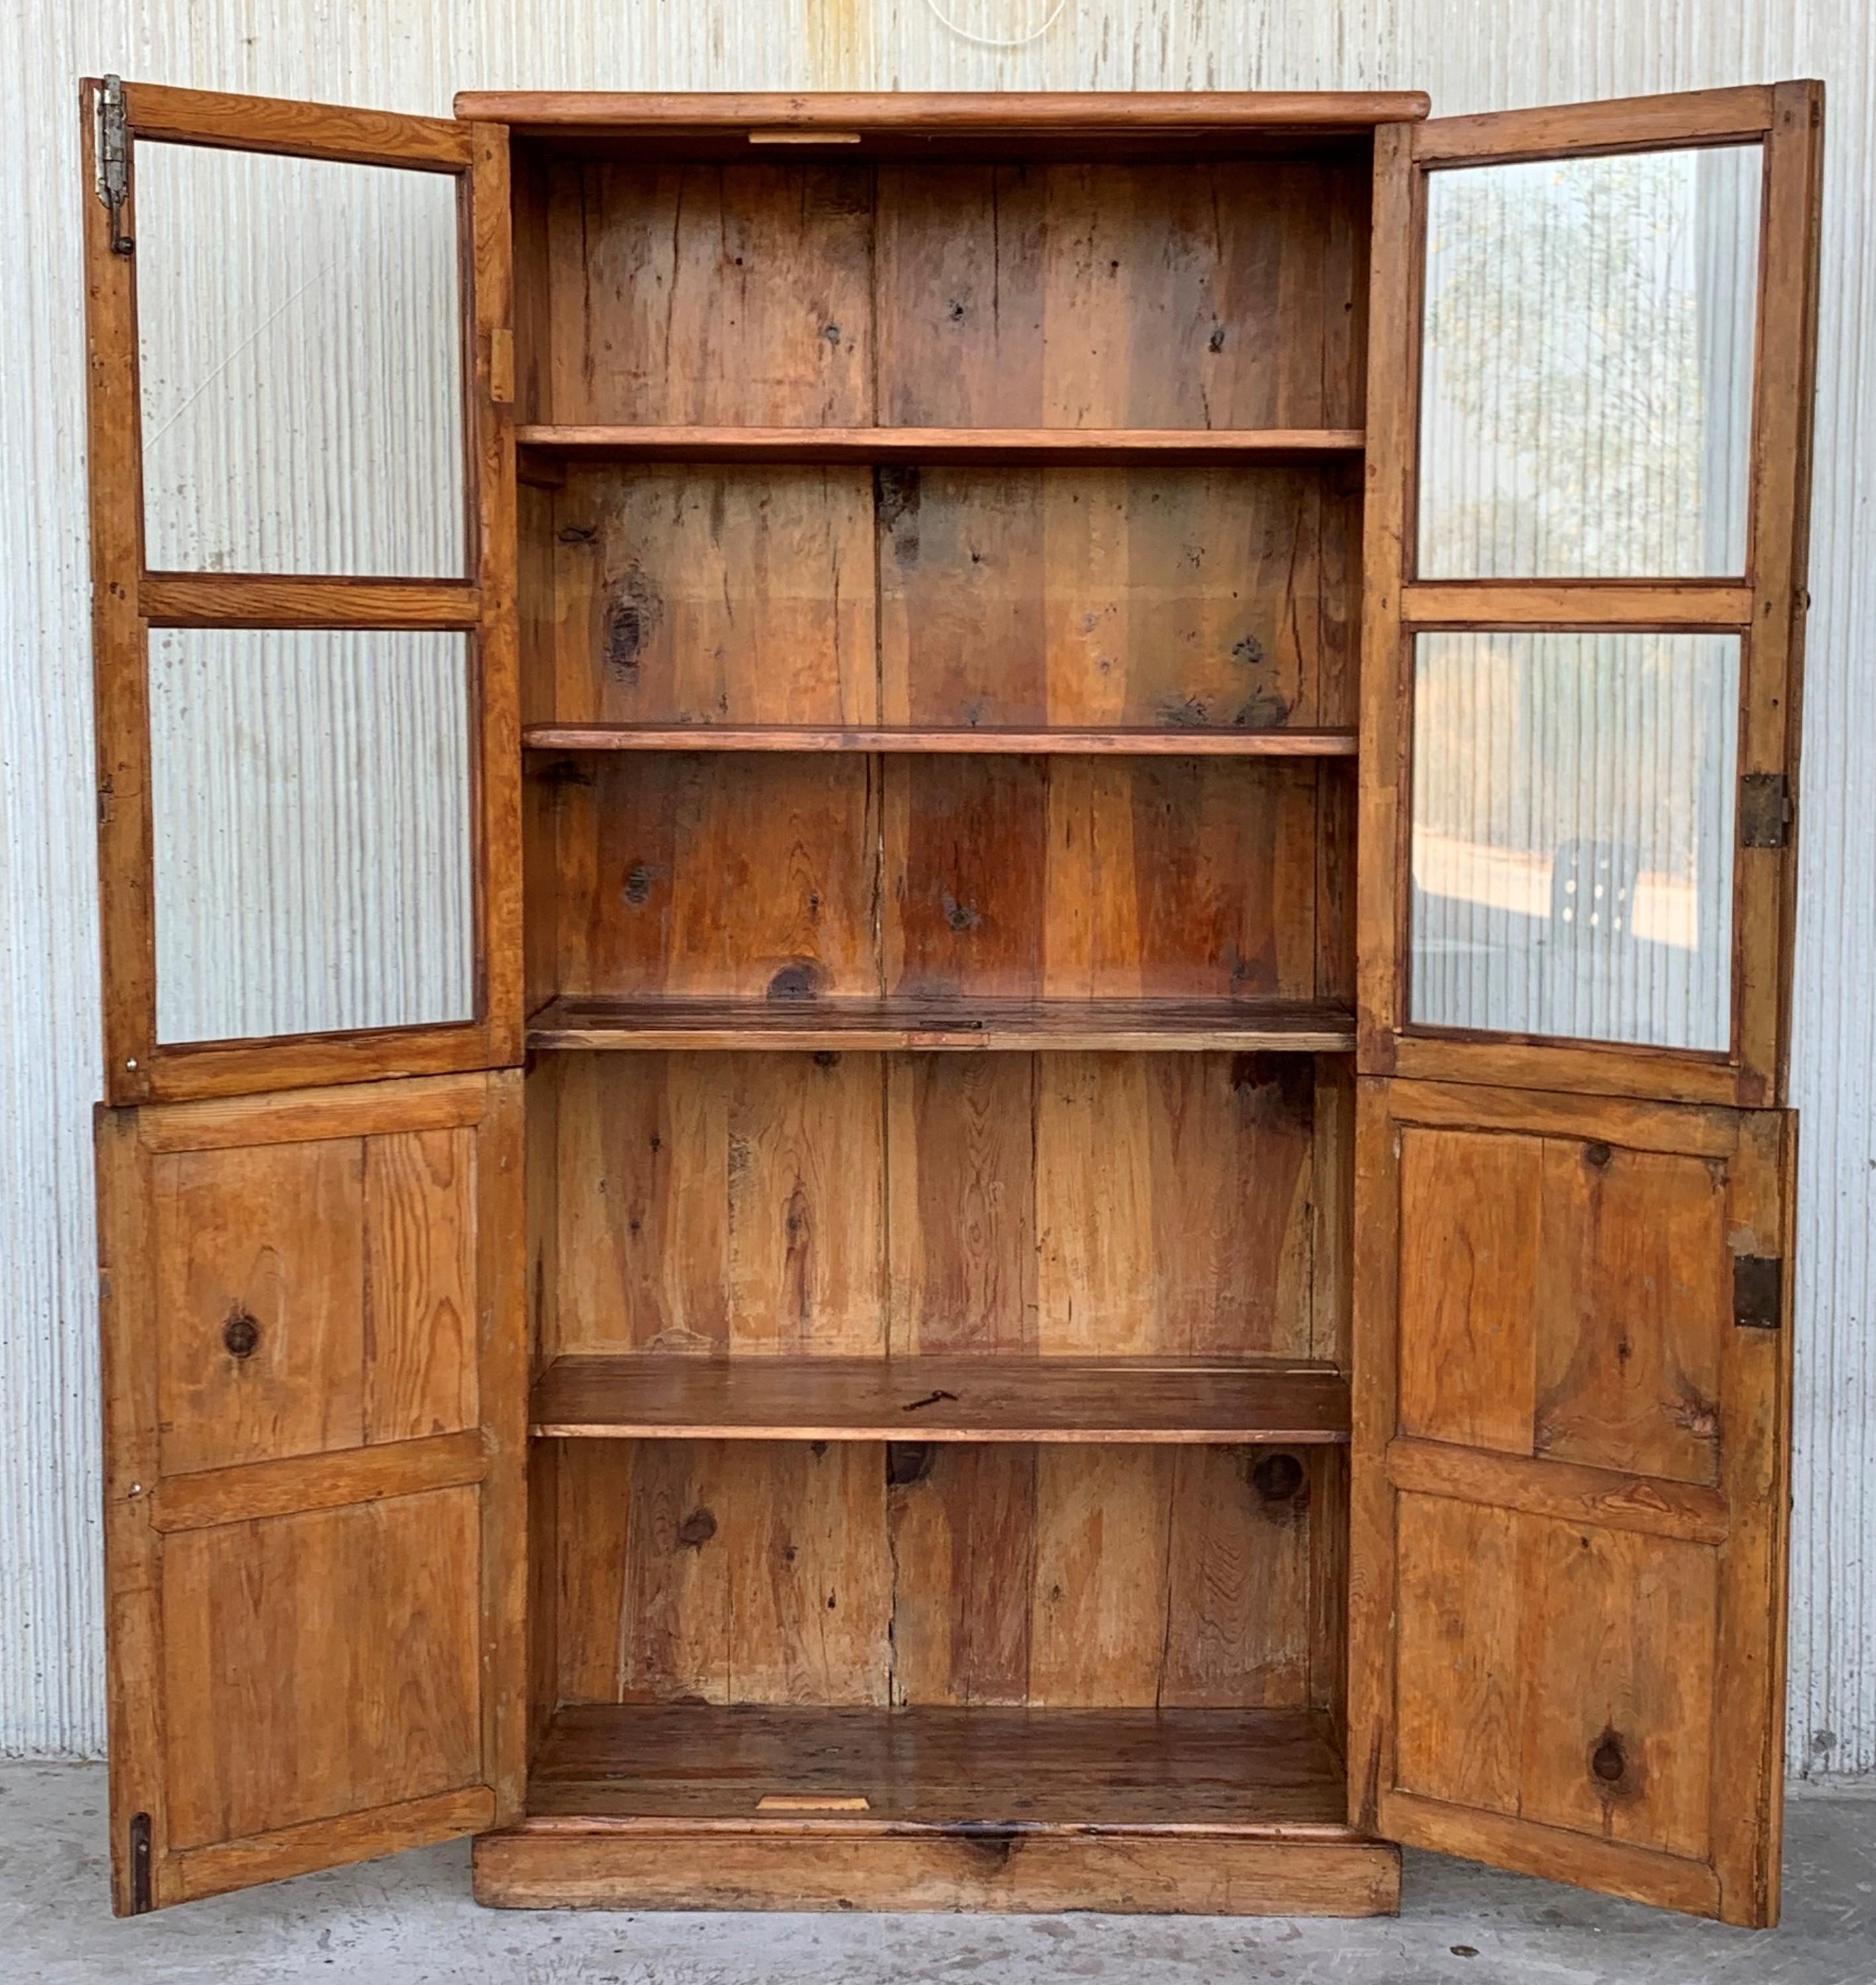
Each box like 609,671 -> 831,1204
1,1767 -> 1871,1985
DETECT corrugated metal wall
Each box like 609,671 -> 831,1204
2,0 -> 1869,1777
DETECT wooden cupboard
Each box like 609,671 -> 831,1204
80,77 -> 1821,1927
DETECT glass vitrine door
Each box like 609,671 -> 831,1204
1358,83 -> 1818,1107
85,79 -> 519,1103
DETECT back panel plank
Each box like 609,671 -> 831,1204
553,1437 -> 1338,1713
546,1050 -> 1321,1363
548,160 -> 875,426
876,466 -> 1358,732
549,754 -> 882,1001
884,757 -> 1322,1002
875,158 -> 1368,429
547,465 -> 876,727
538,461 -> 1357,735
553,1049 -> 886,1356
545,755 -> 1323,1011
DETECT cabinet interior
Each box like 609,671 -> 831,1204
511,128 -> 1368,1860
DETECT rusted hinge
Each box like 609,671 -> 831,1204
128,1810 -> 153,1912
97,76 -> 134,257
1733,1254 -> 1783,1330
1739,772 -> 1793,849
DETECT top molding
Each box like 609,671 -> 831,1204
449,90 -> 1432,136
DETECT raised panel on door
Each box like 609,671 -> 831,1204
1350,1078 -> 1793,1924
81,79 -> 520,1103
96,1069 -> 526,1912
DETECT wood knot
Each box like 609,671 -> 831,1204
222,1310 -> 260,1359
1585,1141 -> 1613,1169
1591,1728 -> 1626,1782
1252,1451 -> 1307,1506
885,1442 -> 933,1489
675,1507 -> 717,1551
767,962 -> 825,1001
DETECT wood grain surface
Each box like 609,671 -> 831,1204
531,1354 -> 1350,1442
97,1070 -> 526,1913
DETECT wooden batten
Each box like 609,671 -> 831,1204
455,89 -> 1432,136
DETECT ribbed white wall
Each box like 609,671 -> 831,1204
2,0 -> 1869,1778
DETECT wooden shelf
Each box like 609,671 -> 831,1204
531,1354 -> 1351,1445
526,994 -> 1357,1053
480,1702 -> 1395,1910
515,423 -> 1365,465
524,723 -> 1358,757
518,1702 -> 1355,1833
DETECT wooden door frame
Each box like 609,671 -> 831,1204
81,80 -> 522,1105
1358,83 -> 1823,1109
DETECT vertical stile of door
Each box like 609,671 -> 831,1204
464,118 -> 528,1821
1351,83 -> 1822,1927
83,76 -> 156,1103
1354,118 -> 1416,1074
1740,85 -> 1825,1107
469,118 -> 525,1072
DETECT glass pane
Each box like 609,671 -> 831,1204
1410,631 -> 1738,1051
149,629 -> 473,1042
1419,145 -> 1761,578
136,144 -> 463,576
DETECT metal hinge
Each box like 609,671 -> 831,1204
1739,772 -> 1793,849
97,75 -> 134,256
128,1810 -> 153,1912
1733,1254 -> 1783,1330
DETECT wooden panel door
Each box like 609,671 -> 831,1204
97,1070 -> 526,1911
1352,1080 -> 1793,1920
1353,84 -> 1822,1925
81,79 -> 520,1104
